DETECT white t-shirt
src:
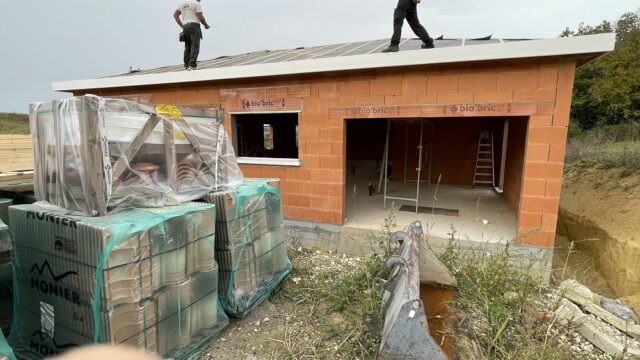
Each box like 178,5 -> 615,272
178,0 -> 202,25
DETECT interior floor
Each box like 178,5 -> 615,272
344,160 -> 518,244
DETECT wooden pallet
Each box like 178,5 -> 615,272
0,135 -> 33,173
0,170 -> 33,186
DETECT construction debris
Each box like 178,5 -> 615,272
556,280 -> 640,357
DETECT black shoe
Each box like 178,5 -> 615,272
382,45 -> 400,53
421,42 -> 435,49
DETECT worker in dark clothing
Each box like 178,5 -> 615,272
382,0 -> 434,53
174,0 -> 211,70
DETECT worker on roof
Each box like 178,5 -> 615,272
174,0 -> 211,71
382,0 -> 435,53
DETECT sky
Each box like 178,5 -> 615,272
0,0 -> 638,113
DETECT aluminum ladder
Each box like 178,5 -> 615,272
473,130 -> 495,188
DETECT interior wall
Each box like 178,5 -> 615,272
346,120 -> 387,161
503,117 -> 529,212
390,118 -> 505,186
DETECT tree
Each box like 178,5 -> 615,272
562,10 -> 640,129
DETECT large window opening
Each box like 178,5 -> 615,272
233,113 -> 300,166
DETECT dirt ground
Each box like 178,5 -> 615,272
200,248 -> 380,360
558,168 -> 640,313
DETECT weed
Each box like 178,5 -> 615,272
0,113 -> 29,134
440,231 -> 570,359
566,123 -> 640,174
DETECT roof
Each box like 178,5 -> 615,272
53,33 -> 615,92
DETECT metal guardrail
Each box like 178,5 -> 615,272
378,221 -> 448,360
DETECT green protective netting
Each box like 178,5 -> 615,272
0,327 -> 16,360
7,203 -> 228,359
208,179 -> 292,318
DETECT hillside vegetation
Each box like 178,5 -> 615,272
0,113 -> 29,134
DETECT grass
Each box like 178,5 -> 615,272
440,231 -> 571,360
566,122 -> 640,174
0,113 -> 29,134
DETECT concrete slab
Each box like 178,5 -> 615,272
344,170 -> 518,245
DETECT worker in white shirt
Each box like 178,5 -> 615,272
174,0 -> 211,70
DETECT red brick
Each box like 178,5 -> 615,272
284,206 -> 304,221
330,170 -> 343,183
520,196 -> 560,214
281,181 -> 304,194
310,196 -> 332,210
318,210 -> 333,223
542,213 -> 558,230
427,75 -> 458,93
370,77 -> 403,96
402,76 -> 427,95
304,98 -> 329,115
301,208 -> 319,222
527,126 -> 568,145
286,168 -> 310,182
557,66 -> 576,89
519,211 -> 543,229
536,103 -> 555,115
474,91 -> 513,103
318,183 -> 343,197
331,142 -> 344,156
341,80 -> 370,97
514,89 -> 556,102
497,71 -> 538,90
436,92 -> 474,104
320,127 -> 343,142
327,97 -> 353,108
330,211 -> 343,224
303,182 -> 319,194
556,89 -> 574,109
319,83 -> 341,98
285,194 -> 310,208
299,126 -> 320,142
304,113 -> 329,127
529,115 -> 553,126
240,166 -> 263,178
527,144 -> 550,162
310,169 -> 332,183
548,144 -> 567,163
353,96 -> 385,106
524,162 -> 564,179
385,95 -> 418,105
518,230 -> 546,247
553,108 -> 571,126
545,179 -> 563,198
538,69 -> 558,89
328,196 -> 342,211
288,85 -> 311,98
522,178 -> 547,197
263,168 -> 286,180
306,141 -> 332,156
266,87 -> 289,98
458,72 -> 498,92
320,156 -> 343,170
417,94 -> 437,104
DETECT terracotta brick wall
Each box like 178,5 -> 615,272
84,57 -> 576,249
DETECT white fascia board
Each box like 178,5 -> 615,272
53,33 -> 615,92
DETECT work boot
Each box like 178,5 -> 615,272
421,42 -> 435,49
382,45 -> 400,53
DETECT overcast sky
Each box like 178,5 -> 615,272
0,0 -> 638,113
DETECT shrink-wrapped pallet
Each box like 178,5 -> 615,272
7,203 -> 228,359
29,95 -> 243,216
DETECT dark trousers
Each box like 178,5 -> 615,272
183,23 -> 202,68
391,7 -> 432,46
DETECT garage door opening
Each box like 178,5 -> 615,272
345,117 -> 528,243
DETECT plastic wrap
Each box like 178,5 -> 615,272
0,198 -> 11,225
0,219 -> 12,335
7,202 -> 228,359
0,328 -> 15,360
202,179 -> 291,318
29,95 -> 243,216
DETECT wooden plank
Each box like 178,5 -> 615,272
163,119 -> 178,191
112,113 -> 160,181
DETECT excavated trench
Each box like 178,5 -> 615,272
556,167 -> 640,316
557,208 -> 640,314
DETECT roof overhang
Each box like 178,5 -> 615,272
53,33 -> 615,92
